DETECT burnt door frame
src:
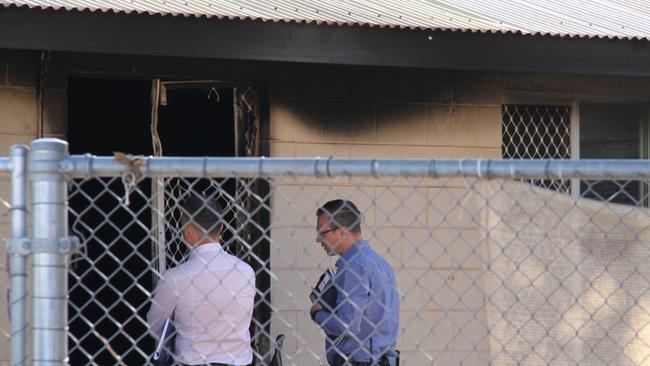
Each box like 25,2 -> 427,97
149,79 -> 271,362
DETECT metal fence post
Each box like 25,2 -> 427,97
9,144 -> 29,366
30,139 -> 77,366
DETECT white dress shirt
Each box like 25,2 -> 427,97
147,242 -> 256,365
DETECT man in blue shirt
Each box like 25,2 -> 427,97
310,199 -> 399,366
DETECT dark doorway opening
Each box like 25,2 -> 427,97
66,77 -> 241,365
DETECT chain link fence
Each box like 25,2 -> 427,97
6,140 -> 650,365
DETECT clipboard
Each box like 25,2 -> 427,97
153,317 -> 175,365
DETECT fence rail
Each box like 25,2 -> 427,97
4,138 -> 650,365
61,156 -> 650,179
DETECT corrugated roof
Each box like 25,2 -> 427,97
1,0 -> 649,40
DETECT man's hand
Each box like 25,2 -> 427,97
310,301 -> 323,314
310,292 -> 323,320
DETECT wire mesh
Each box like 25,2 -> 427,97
0,177 -> 12,365
502,104 -> 572,192
59,162 -> 650,366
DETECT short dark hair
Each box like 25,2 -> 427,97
180,193 -> 224,235
317,199 -> 362,233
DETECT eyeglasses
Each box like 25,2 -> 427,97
317,227 -> 339,236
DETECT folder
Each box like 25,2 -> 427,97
153,317 -> 175,365
311,268 -> 337,307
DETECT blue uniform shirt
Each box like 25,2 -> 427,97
313,240 -> 399,364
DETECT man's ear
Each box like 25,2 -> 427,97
338,226 -> 351,241
184,223 -> 197,242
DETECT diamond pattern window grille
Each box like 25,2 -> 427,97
502,104 -> 572,192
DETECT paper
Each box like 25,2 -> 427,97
153,317 -> 172,359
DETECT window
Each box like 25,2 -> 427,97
579,104 -> 647,205
502,104 -> 572,192
502,103 -> 649,205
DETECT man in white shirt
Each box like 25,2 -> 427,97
147,193 -> 256,366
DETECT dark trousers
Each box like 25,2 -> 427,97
330,354 -> 372,366
330,353 -> 399,366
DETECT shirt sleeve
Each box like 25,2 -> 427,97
314,261 -> 369,338
147,271 -> 178,339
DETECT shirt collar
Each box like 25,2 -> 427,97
190,242 -> 223,256
336,239 -> 368,267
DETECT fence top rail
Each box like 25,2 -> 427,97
54,155 -> 650,180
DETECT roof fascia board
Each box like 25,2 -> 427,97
1,6 -> 649,76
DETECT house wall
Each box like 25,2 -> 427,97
0,49 -> 39,364
2,49 -> 650,365
264,68 -> 650,365
266,69 -> 501,365
0,49 -> 66,364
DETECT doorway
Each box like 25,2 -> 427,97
66,77 -> 268,365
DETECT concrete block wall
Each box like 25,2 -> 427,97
0,49 -> 40,364
267,71 -> 502,365
265,68 -> 650,365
